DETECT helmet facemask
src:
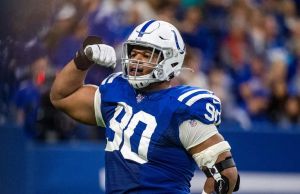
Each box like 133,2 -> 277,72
122,41 -> 174,89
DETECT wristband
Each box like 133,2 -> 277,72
74,48 -> 93,70
74,36 -> 102,71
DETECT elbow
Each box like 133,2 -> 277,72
49,89 -> 61,109
49,93 -> 58,108
226,166 -> 238,180
223,167 -> 239,193
203,167 -> 239,194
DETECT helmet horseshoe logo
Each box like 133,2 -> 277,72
171,30 -> 185,54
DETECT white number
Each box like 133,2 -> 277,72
121,111 -> 157,163
204,103 -> 221,124
105,102 -> 132,152
105,102 -> 157,164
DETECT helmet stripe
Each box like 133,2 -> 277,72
138,19 -> 156,37
171,30 -> 185,54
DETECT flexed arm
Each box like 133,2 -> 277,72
190,134 -> 239,194
179,120 -> 239,194
50,36 -> 116,125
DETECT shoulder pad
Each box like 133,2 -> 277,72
101,72 -> 123,86
99,72 -> 123,91
99,72 -> 132,102
176,87 -> 222,125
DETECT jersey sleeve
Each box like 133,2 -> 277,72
94,72 -> 123,127
179,119 -> 218,150
177,88 -> 222,126
94,87 -> 105,127
99,72 -> 123,93
96,72 -> 125,126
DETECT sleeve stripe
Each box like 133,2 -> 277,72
185,93 -> 221,106
101,77 -> 109,85
178,89 -> 208,102
94,88 -> 106,127
107,72 -> 122,83
101,72 -> 122,85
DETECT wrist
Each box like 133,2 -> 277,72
74,48 -> 94,71
73,36 -> 103,71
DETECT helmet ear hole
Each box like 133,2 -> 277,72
168,72 -> 174,79
171,62 -> 178,67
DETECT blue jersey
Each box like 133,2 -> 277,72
97,73 -> 221,194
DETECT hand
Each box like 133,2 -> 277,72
84,44 -> 116,69
203,177 -> 215,193
74,36 -> 103,71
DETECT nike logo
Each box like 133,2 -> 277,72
159,36 -> 169,40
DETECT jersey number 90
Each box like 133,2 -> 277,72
105,102 -> 157,164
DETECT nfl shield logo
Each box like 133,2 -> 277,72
189,120 -> 198,127
136,93 -> 145,103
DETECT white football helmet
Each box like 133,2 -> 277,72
121,20 -> 186,89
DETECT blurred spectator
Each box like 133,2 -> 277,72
14,56 -> 49,138
287,19 -> 300,84
133,0 -> 165,22
202,0 -> 230,40
43,2 -> 79,54
289,54 -> 300,96
89,0 -> 133,45
49,8 -> 113,84
283,96 -> 300,126
175,47 -> 208,88
180,6 -> 216,72
264,14 -> 286,50
247,8 -> 266,55
12,54 -> 103,141
220,3 -> 251,70
277,0 -> 298,38
266,48 -> 289,85
50,18 -> 87,69
157,0 -> 181,24
267,80 -> 288,123
208,67 -> 252,129
3,0 -> 300,141
238,56 -> 269,121
0,38 -> 18,124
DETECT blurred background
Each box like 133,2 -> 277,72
0,0 -> 300,193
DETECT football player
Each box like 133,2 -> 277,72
50,20 -> 239,194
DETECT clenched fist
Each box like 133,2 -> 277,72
74,36 -> 116,70
84,44 -> 116,68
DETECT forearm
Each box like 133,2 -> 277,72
224,167 -> 238,193
203,177 -> 214,193
189,134 -> 239,194
49,36 -> 116,125
50,60 -> 88,105
203,167 -> 238,194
